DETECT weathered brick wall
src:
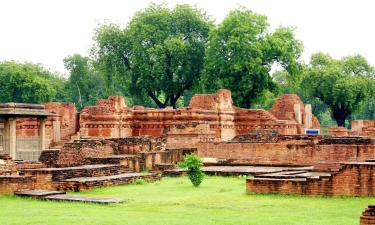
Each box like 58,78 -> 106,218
247,163 -> 375,196
15,102 -> 78,148
270,94 -> 305,121
0,176 -> 35,194
360,206 -> 375,225
45,102 -> 79,141
164,123 -> 216,149
352,120 -> 375,138
328,127 -> 349,136
46,139 -> 115,167
79,90 -> 318,141
39,137 -> 174,172
0,155 -> 17,175
197,137 -> 375,170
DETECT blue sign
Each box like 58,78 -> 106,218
305,129 -> 320,135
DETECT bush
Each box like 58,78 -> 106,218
177,154 -> 204,187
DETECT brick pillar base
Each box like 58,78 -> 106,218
360,205 -> 375,225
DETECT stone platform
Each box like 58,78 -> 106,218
62,172 -> 160,191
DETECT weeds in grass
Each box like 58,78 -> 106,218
133,179 -> 147,185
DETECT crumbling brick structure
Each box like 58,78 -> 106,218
15,102 -> 78,145
352,120 -> 375,137
197,135 -> 375,171
247,162 -> 375,196
361,205 -> 375,225
79,90 -> 319,142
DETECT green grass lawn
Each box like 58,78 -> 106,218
0,176 -> 373,225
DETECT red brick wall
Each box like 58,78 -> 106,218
270,94 -> 305,121
197,139 -> 375,169
79,90 -> 317,140
352,120 -> 375,138
0,176 -> 35,194
247,163 -> 375,196
360,206 -> 375,225
45,102 -> 78,141
15,102 -> 78,146
328,127 -> 349,137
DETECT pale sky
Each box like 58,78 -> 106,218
0,0 -> 374,76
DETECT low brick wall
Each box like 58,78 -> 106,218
361,205 -> 375,225
197,137 -> 375,170
247,163 -> 375,196
0,176 -> 35,194
46,139 -> 115,167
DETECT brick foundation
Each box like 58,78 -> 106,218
247,162 -> 375,196
361,205 -> 375,225
197,136 -> 375,171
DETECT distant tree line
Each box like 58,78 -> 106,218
0,3 -> 374,127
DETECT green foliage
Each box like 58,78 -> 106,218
302,53 -> 374,126
0,61 -> 61,103
93,4 -> 213,108
63,54 -> 107,110
200,7 -> 303,108
177,153 -> 204,187
133,178 -> 147,185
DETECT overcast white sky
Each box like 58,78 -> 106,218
0,0 -> 374,75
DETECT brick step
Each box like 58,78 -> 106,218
59,172 -> 160,191
22,164 -> 131,181
86,154 -> 137,165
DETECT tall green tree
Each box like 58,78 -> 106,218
200,7 -> 303,108
0,61 -> 59,103
92,4 -> 213,108
302,53 -> 374,127
64,54 -> 107,110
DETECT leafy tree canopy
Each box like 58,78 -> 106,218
93,4 -> 213,108
64,54 -> 107,110
302,53 -> 375,127
0,61 -> 60,103
200,7 -> 303,108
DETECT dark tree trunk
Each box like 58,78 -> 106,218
170,97 -> 177,109
148,91 -> 166,108
243,92 -> 252,108
333,108 -> 347,127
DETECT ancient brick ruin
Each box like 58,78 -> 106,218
0,89 -> 375,199
361,205 -> 375,225
79,90 -> 319,140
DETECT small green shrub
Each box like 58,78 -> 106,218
177,154 -> 204,187
134,179 -> 147,185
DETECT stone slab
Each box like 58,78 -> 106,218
65,172 -> 154,182
14,189 -> 65,197
43,194 -> 126,204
